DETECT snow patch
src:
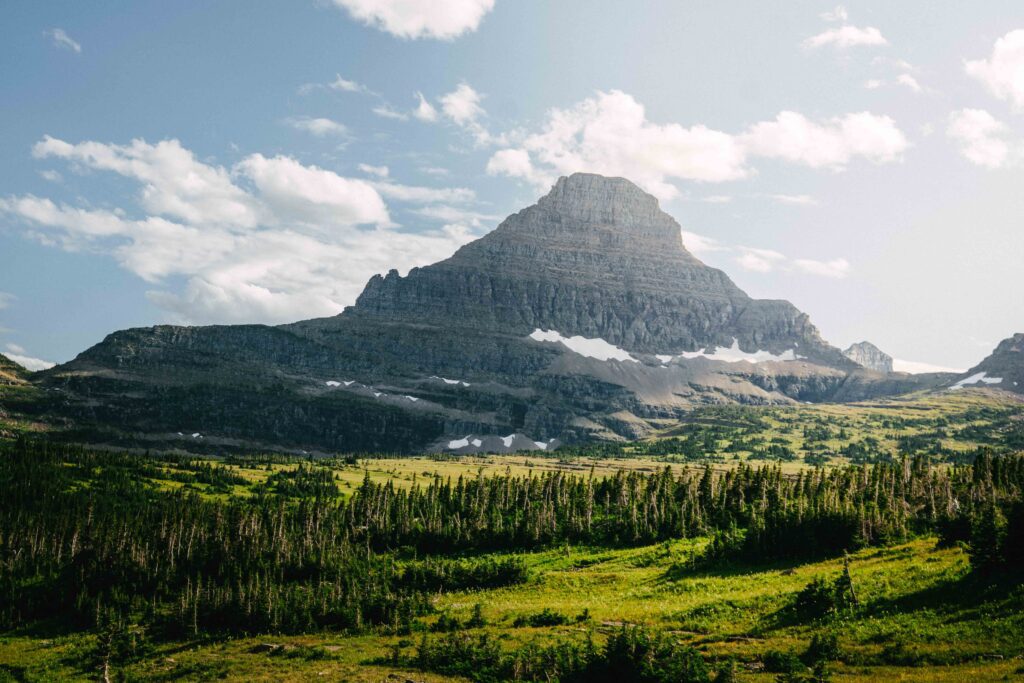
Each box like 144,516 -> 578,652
678,339 -> 798,364
191,433 -> 201,439
656,355 -> 673,365
325,380 -> 341,387
529,329 -> 637,362
405,395 -> 419,402
950,371 -> 1003,391
501,434 -> 516,447
431,375 -> 471,387
471,439 -> 483,447
448,437 -> 470,449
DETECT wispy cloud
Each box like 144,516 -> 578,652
285,116 -> 349,137
44,28 -> 81,53
328,0 -> 495,40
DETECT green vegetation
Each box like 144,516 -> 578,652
1,390 -> 1022,681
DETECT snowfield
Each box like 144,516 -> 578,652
529,329 -> 637,362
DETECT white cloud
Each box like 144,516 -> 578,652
441,82 -> 485,125
438,82 -> 502,144
679,230 -> 726,256
413,92 -> 439,122
44,28 -> 81,53
370,181 -> 475,204
896,74 -> 923,93
285,116 -> 350,137
32,136 -> 261,228
803,25 -> 888,50
329,74 -> 366,92
39,170 -> 62,182
820,6 -> 848,22
736,247 -> 786,273
864,79 -> 884,90
298,74 -> 369,96
329,0 -> 494,40
769,194 -> 817,206
947,108 -> 1013,168
965,30 -> 1024,110
0,292 -> 14,309
792,257 -> 851,278
5,137 -> 484,325
373,105 -> 409,121
358,163 -> 389,177
486,92 -> 907,200
681,237 -> 848,278
742,111 -> 907,169
487,90 -> 747,200
411,204 -> 498,227
235,154 -> 390,227
4,344 -> 55,371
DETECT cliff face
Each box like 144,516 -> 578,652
843,341 -> 894,373
32,174 -> 924,453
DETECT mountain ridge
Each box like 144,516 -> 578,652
28,173 -> 960,452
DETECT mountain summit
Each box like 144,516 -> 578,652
352,173 -> 839,363
32,173 -> 945,453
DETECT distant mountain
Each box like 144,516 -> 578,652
30,174 -> 946,453
843,341 -> 893,373
948,333 -> 1024,393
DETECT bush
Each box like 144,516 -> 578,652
513,608 -> 568,628
804,632 -> 841,665
792,573 -> 857,620
762,649 -> 804,674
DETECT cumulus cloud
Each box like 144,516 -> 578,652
3,343 -> 55,371
44,28 -> 81,53
285,116 -> 350,137
32,136 -> 261,227
413,92 -> 439,122
3,136 -> 481,324
437,83 -> 503,144
486,90 -> 747,199
965,30 -> 1024,110
946,108 -> 1014,168
803,25 -> 887,50
736,248 -> 786,273
329,0 -> 494,40
742,111 -> 907,169
820,6 -> 848,22
486,91 -> 908,200
0,292 -> 14,309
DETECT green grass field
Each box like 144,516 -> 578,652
1,538 -> 1021,681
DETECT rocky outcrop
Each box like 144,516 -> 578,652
843,341 -> 893,373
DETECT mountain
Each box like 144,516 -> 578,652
843,341 -> 893,373
948,333 -> 1024,393
29,173 -> 947,453
0,354 -> 27,385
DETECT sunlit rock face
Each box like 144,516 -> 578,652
843,341 -> 894,373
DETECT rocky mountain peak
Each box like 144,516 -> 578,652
536,173 -> 666,227
843,341 -> 893,373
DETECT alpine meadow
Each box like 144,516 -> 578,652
2,2 -> 1024,682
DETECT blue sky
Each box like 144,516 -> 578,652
2,1 -> 1024,371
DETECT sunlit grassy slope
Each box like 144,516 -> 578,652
1,538 -> 1021,681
